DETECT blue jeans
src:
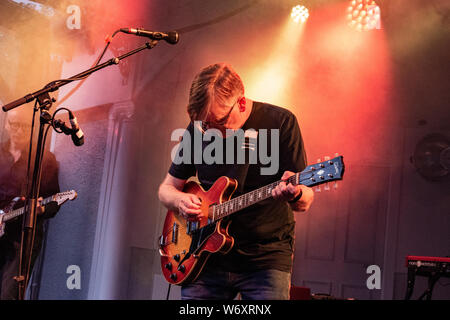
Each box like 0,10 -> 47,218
181,269 -> 291,300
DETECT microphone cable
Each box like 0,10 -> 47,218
166,283 -> 172,300
49,28 -> 123,108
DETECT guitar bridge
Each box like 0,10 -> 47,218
159,222 -> 179,247
158,235 -> 170,258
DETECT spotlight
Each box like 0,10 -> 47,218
347,0 -> 381,31
291,5 -> 309,24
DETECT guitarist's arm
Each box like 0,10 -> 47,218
288,185 -> 314,213
158,173 -> 202,221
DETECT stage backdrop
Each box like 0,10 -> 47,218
0,0 -> 448,300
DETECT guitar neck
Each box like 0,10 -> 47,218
3,196 -> 53,222
211,155 -> 344,222
212,174 -> 298,222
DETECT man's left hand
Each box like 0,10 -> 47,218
37,197 -> 45,215
271,171 -> 302,202
271,171 -> 314,212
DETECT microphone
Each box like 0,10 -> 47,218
120,28 -> 179,44
68,111 -> 85,147
53,112 -> 84,147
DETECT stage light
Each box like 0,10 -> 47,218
246,7 -> 307,108
347,0 -> 381,31
291,5 -> 309,24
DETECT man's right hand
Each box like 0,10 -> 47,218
176,193 -> 202,221
158,173 -> 203,221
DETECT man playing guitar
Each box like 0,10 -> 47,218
0,108 -> 60,300
158,63 -> 314,300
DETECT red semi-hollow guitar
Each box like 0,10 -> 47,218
159,156 -> 345,285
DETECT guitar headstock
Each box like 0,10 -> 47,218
53,190 -> 78,205
298,155 -> 345,189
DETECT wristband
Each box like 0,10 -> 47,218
288,190 -> 303,203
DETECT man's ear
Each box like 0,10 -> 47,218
238,97 -> 246,112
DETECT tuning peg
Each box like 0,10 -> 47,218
317,158 -> 326,168
315,186 -> 321,192
334,181 -> 339,190
324,183 -> 330,191
323,155 -> 331,167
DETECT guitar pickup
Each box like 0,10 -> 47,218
172,222 -> 178,244
186,221 -> 199,234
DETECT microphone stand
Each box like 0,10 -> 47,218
2,39 -> 159,300
16,93 -> 53,300
2,40 -> 159,112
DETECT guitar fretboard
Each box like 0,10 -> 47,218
212,174 -> 298,221
207,155 -> 343,223
3,196 -> 53,222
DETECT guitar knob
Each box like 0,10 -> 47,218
173,254 -> 180,262
170,273 -> 177,281
178,265 -> 186,273
165,263 -> 172,270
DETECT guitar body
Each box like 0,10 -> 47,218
160,176 -> 237,285
159,155 -> 345,286
0,197 -> 21,239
